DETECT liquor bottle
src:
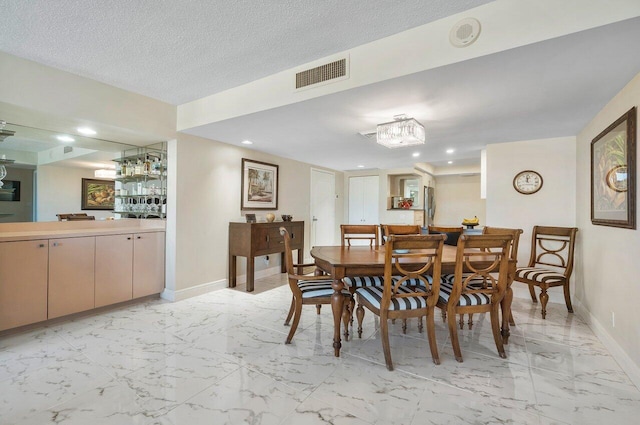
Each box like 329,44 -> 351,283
120,161 -> 126,177
134,159 -> 142,175
128,161 -> 135,177
143,155 -> 151,175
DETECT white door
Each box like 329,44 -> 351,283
310,169 -> 336,247
348,176 -> 379,224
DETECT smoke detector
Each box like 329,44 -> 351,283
449,18 -> 481,48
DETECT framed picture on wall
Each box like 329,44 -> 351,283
0,180 -> 20,201
591,107 -> 636,229
241,158 -> 278,210
81,178 -> 115,210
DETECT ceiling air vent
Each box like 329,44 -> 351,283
296,58 -> 347,89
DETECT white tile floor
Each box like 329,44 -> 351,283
2,279 -> 639,425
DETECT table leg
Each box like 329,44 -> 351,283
247,257 -> 255,292
331,275 -> 346,357
229,255 -> 237,288
501,262 -> 516,344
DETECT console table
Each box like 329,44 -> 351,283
228,221 -> 304,292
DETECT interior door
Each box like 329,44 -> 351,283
310,169 -> 336,247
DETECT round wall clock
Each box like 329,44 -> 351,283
513,170 -> 543,195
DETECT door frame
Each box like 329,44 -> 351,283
310,168 -> 336,249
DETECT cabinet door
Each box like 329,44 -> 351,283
95,234 -> 133,307
133,232 -> 165,298
361,175 -> 380,224
0,240 -> 48,331
48,237 -> 96,319
348,176 -> 364,223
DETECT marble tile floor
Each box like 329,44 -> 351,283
2,277 -> 640,425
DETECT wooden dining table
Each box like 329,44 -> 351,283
310,244 -> 516,357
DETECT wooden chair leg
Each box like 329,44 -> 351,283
458,314 -> 464,330
316,304 -> 322,315
356,304 -> 365,338
402,319 -> 407,334
539,286 -> 549,319
418,316 -> 424,333
508,310 -> 516,326
349,297 -> 356,324
563,282 -> 574,313
448,308 -> 463,362
426,311 -> 440,365
380,315 -> 393,371
490,306 -> 506,359
284,297 -> 295,325
467,313 -> 474,330
342,299 -> 351,340
441,309 -> 447,322
285,297 -> 303,344
528,284 -> 538,303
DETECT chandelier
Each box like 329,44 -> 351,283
376,115 -> 425,149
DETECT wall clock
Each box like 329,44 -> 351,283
513,170 -> 543,195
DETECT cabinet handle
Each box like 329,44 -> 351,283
38,243 -> 45,248
127,237 -> 132,240
266,235 -> 270,242
52,242 -> 59,247
291,233 -> 295,239
136,236 -> 142,239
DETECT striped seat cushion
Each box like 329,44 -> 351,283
356,286 -> 428,311
439,281 -> 491,306
298,280 -> 351,299
516,267 -> 565,284
344,275 -> 433,288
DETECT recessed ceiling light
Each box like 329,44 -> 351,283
412,152 -> 420,157
448,161 -> 453,164
357,165 -> 365,168
77,127 -> 96,136
241,140 -> 253,145
56,135 -> 75,142
446,149 -> 455,154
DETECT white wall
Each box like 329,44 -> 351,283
169,133 -> 344,295
434,174 -> 485,226
486,137 -> 576,304
575,72 -> 640,374
37,165 -> 115,221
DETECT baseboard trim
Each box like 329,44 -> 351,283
573,298 -> 640,392
161,279 -> 227,302
160,265 -> 285,302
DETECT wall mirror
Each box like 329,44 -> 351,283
387,173 -> 423,210
0,105 -> 140,223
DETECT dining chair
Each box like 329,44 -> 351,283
380,224 -> 422,244
437,234 -> 513,362
355,233 -> 446,370
56,213 -> 89,221
67,215 -> 96,221
340,224 -> 379,247
427,225 -> 463,246
514,226 -> 578,319
445,226 -> 523,330
280,227 -> 351,344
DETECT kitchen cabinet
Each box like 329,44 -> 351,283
0,240 -> 48,331
133,231 -> 165,298
348,175 -> 379,224
48,236 -> 96,319
95,234 -> 134,307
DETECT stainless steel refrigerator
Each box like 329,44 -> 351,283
423,186 -> 435,227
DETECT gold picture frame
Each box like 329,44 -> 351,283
81,178 -> 115,210
241,158 -> 278,210
591,107 -> 636,229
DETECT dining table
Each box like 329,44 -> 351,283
310,244 -> 516,357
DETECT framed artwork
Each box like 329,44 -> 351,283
0,180 -> 20,201
241,158 -> 278,210
591,107 -> 636,229
81,178 -> 115,210
245,213 -> 256,223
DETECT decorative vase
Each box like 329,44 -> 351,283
265,213 -> 275,222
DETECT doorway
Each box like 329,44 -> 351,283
310,168 -> 336,247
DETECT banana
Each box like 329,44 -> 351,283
462,216 -> 479,225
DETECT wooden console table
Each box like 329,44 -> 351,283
228,221 -> 304,292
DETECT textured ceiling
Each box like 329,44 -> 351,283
0,0 -> 492,105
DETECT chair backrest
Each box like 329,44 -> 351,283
482,226 -> 524,262
381,224 -> 422,244
428,225 -> 463,246
57,213 -> 89,221
340,224 -> 379,247
383,234 -> 446,309
67,215 -> 95,221
450,234 -> 513,305
528,226 -> 578,278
